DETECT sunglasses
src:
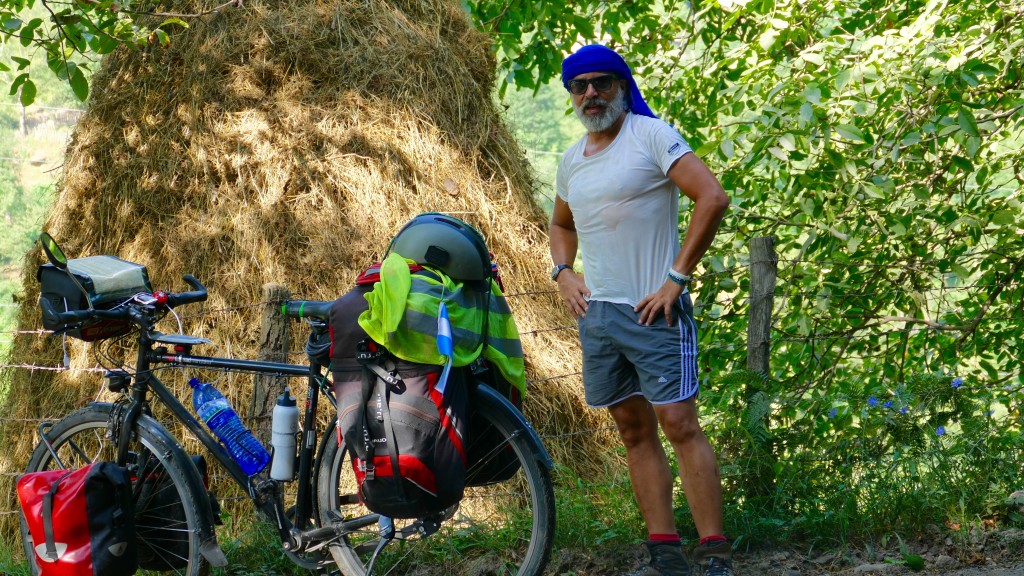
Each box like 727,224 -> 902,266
567,74 -> 619,95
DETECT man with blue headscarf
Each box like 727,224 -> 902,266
550,44 -> 735,576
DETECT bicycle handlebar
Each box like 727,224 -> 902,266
281,300 -> 332,322
167,274 -> 208,308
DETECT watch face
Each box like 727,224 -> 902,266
551,264 -> 569,280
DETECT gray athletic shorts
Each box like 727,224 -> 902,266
578,295 -> 699,407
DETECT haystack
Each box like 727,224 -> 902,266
0,0 -> 616,539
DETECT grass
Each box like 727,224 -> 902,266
0,537 -> 30,576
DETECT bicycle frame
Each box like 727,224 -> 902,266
115,321 -> 337,553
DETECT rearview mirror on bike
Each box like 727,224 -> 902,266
38,231 -> 68,269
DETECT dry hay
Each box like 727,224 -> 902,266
0,0 -> 619,539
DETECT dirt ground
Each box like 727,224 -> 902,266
545,528 -> 1024,575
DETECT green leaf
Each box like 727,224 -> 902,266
991,211 -> 1016,226
19,30 -> 33,47
779,133 -> 796,151
759,29 -> 778,51
835,124 -> 866,143
950,156 -> 974,173
801,51 -> 825,66
957,108 -> 980,137
804,85 -> 822,105
153,29 -> 170,47
90,33 -> 119,55
9,72 -> 28,95
900,131 -> 921,147
3,17 -> 23,31
159,17 -> 190,30
799,102 -> 814,123
902,554 -> 925,571
835,69 -> 851,90
11,56 -> 31,70
69,66 -> 89,101
951,263 -> 971,280
720,140 -> 734,160
20,78 -> 36,106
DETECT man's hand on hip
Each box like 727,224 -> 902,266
557,271 -> 591,319
635,280 -> 685,325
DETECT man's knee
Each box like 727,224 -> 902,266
655,401 -> 704,446
609,398 -> 659,448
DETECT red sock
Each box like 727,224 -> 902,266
699,535 -> 727,546
649,533 -> 681,544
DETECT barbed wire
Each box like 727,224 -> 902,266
0,363 -> 107,373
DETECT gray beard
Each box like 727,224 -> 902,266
573,90 -> 626,133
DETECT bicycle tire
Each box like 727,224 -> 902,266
20,404 -> 210,576
315,383 -> 555,576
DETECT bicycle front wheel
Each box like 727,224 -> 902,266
20,404 -> 210,576
316,388 -> 555,576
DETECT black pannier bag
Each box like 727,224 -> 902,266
17,462 -> 138,576
331,288 -> 468,519
38,255 -> 152,341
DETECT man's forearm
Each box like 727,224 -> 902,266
673,195 -> 728,275
549,224 -> 579,266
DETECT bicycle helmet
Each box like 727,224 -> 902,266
386,213 -> 493,282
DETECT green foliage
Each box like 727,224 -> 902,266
552,465 -> 645,548
211,514 -> 309,576
500,79 -> 582,210
0,538 -> 30,576
0,137 -> 52,357
0,71 -> 65,362
0,1 -> 194,105
469,0 -> 1024,544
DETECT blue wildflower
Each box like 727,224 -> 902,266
883,400 -> 893,409
936,426 -> 945,436
951,377 -> 963,389
868,396 -> 879,407
828,408 -> 838,418
900,406 -> 908,414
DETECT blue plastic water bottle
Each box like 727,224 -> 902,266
190,378 -> 270,476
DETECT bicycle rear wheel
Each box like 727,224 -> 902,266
20,404 -> 210,576
315,386 -> 555,576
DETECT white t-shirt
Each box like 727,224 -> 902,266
556,113 -> 693,306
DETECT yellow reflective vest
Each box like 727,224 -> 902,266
358,253 -> 526,395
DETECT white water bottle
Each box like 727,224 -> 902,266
270,387 -> 299,481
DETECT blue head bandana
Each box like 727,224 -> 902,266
561,44 -> 657,119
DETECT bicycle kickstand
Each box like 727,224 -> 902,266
364,516 -> 395,576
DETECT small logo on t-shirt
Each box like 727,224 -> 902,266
668,142 -> 681,155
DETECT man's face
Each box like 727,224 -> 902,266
569,72 -> 627,133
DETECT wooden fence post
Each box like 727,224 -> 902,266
745,236 -> 778,499
250,283 -> 291,443
747,236 -> 777,375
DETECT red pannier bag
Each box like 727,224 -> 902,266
17,462 -> 138,576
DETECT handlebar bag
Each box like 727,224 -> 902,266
17,462 -> 138,576
37,255 -> 152,341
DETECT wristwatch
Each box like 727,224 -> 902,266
550,264 -> 571,281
